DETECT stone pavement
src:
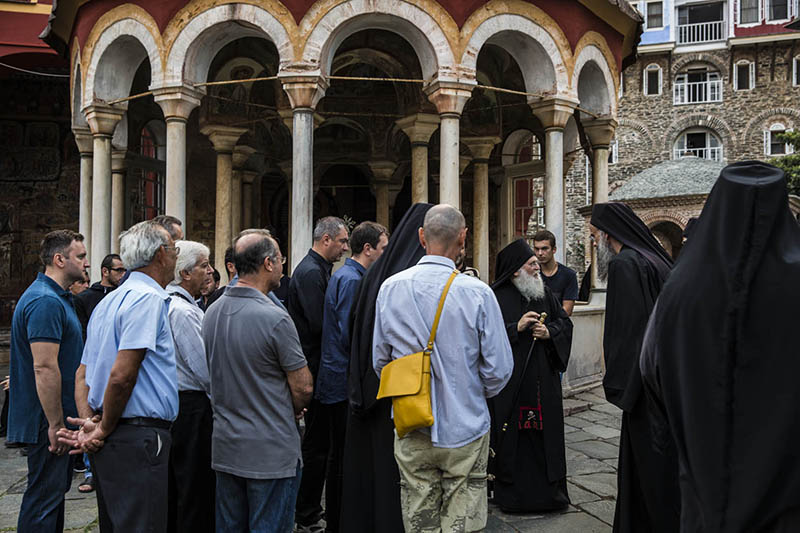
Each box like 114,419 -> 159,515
0,378 -> 620,532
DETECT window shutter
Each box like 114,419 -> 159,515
733,63 -> 739,89
658,67 -> 663,95
787,128 -> 795,154
749,62 -> 755,89
764,130 -> 771,155
643,68 -> 648,95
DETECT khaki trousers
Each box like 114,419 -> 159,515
393,430 -> 490,533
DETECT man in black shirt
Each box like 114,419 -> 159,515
288,216 -> 349,532
74,254 -> 125,338
532,231 -> 578,316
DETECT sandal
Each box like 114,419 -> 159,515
78,477 -> 95,493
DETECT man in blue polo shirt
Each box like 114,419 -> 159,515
59,219 -> 179,532
9,229 -> 89,531
315,221 -> 388,532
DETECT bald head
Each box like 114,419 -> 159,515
423,204 -> 466,247
233,229 -> 277,276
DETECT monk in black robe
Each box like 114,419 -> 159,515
339,203 -> 433,533
489,239 -> 573,512
640,162 -> 800,532
590,202 -> 679,533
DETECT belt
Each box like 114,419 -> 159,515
118,417 -> 172,430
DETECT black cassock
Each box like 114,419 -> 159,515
489,283 -> 572,512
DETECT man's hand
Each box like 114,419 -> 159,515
295,407 -> 307,420
532,322 -> 550,339
57,415 -> 106,454
48,421 -> 68,455
517,311 -> 541,332
1,376 -> 9,391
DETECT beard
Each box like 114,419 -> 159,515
596,231 -> 617,282
511,268 -> 546,302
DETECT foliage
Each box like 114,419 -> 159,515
774,131 -> 800,196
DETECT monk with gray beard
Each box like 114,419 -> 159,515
488,239 -> 573,512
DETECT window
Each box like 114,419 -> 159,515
645,1 -> 664,29
740,0 -> 761,23
734,61 -> 755,91
764,123 -> 794,155
768,0 -> 789,20
678,2 -> 725,43
674,68 -> 722,104
794,56 -> 800,86
609,140 -> 619,165
130,127 -> 166,223
674,129 -> 723,161
513,177 -> 535,237
644,64 -> 662,96
516,134 -> 541,163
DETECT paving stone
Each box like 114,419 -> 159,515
563,416 -> 593,429
563,398 -> 590,416
567,440 -> 619,460
568,454 -> 616,476
567,482 -> 601,505
606,437 -> 620,446
570,473 -> 618,498
584,425 -> 621,440
564,430 -> 595,443
603,457 -> 618,470
580,499 -> 617,526
0,493 -> 23,528
590,402 -> 622,416
484,513 -> 519,532
563,424 -> 579,434
595,416 -> 622,430
513,509 -> 611,532
572,410 -> 607,422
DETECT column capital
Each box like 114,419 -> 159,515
424,80 -> 474,116
241,170 -> 259,184
368,160 -> 398,182
153,84 -> 203,121
583,117 -> 618,149
233,145 -> 257,169
395,113 -> 440,144
279,74 -> 328,110
84,105 -> 125,137
111,150 -> 127,172
73,127 -> 94,155
530,96 -> 580,130
462,136 -> 502,161
200,125 -> 247,153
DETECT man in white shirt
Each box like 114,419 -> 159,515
373,204 -> 514,532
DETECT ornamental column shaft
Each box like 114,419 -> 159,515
369,161 -> 397,229
85,105 -> 124,282
280,75 -> 327,272
154,86 -> 202,228
396,114 -> 439,204
531,97 -> 578,265
110,151 -> 127,254
73,128 -> 93,255
200,125 -> 247,275
232,146 -> 256,236
241,171 -> 258,229
426,81 -> 473,208
464,137 -> 501,283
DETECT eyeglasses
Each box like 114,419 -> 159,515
162,244 -> 180,254
110,267 -> 127,273
272,255 -> 287,265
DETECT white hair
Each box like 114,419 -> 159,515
511,268 -> 546,302
596,230 -> 617,282
119,220 -> 170,271
174,240 -> 210,283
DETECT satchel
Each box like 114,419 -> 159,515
376,269 -> 459,438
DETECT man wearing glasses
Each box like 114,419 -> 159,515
74,254 -> 126,339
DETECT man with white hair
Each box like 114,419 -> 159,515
489,239 -> 573,513
373,204 -> 513,532
59,219 -> 179,532
166,240 -> 214,532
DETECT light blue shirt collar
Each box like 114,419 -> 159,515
128,271 -> 171,300
167,283 -> 198,307
417,255 -> 457,270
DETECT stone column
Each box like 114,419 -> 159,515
425,81 -> 473,208
154,85 -> 202,227
463,137 -> 501,283
396,113 -> 439,204
85,105 -> 124,282
280,75 -> 328,272
531,97 -> 578,264
73,128 -> 93,255
583,117 -> 618,301
278,160 -> 293,261
200,125 -> 247,275
241,171 -> 258,229
252,173 -> 263,228
110,150 -> 127,253
368,161 -> 397,228
232,145 -> 256,236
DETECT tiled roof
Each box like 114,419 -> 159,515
610,157 -> 725,200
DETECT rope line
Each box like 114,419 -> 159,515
0,61 -> 70,78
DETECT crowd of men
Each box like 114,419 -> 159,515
6,160 -> 799,532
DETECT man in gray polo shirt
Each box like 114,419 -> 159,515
203,229 -> 312,532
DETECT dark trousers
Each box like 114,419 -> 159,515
323,401 -> 347,533
168,391 -> 215,533
215,464 -> 302,533
295,399 -> 330,526
93,423 -> 172,533
18,424 -> 72,532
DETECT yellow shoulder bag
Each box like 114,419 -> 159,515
376,269 -> 459,438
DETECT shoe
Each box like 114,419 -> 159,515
78,476 -> 95,493
4,441 -> 24,449
74,465 -> 87,473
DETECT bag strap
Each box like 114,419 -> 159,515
425,270 -> 459,352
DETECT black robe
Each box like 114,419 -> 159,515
640,161 -> 800,532
340,203 -> 433,533
490,283 -> 572,512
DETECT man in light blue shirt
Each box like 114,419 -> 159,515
373,204 -> 513,532
59,219 -> 179,532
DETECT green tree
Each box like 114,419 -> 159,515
774,131 -> 800,196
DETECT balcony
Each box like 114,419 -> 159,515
677,20 -> 725,44
673,79 -> 723,104
673,147 -> 723,161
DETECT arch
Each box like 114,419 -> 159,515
617,118 -> 656,149
663,114 -> 734,155
502,129 -> 536,166
84,17 -> 164,109
142,119 -> 167,160
461,13 -> 569,96
71,49 -> 87,128
573,44 -> 617,115
641,210 -> 690,229
671,53 -> 728,77
302,0 -> 454,80
165,4 -> 293,87
742,107 -> 800,145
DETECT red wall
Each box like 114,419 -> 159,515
734,21 -> 796,37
